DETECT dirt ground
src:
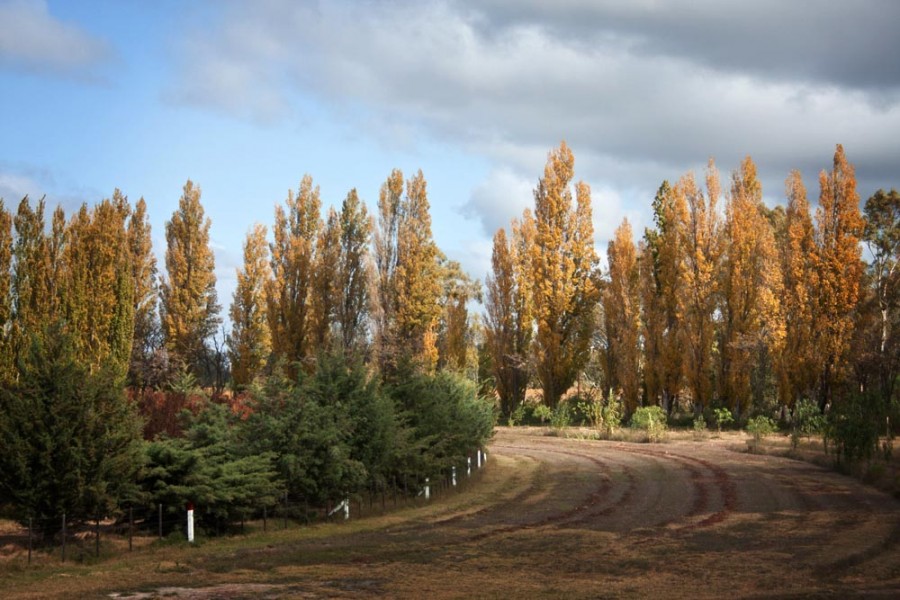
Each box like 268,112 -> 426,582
5,427 -> 900,599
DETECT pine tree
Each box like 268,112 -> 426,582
266,175 -> 321,375
127,197 -> 160,390
678,162 -> 723,414
160,180 -> 221,380
529,142 -> 599,408
719,158 -> 783,414
336,189 -> 372,355
813,145 -> 864,407
605,219 -> 642,413
229,224 -> 272,390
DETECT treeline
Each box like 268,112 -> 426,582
486,143 -> 899,439
0,171 -> 492,535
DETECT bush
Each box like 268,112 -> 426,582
550,403 -> 571,431
693,416 -> 708,440
712,407 -> 734,434
746,415 -> 777,451
790,399 -> 825,450
533,404 -> 553,425
825,390 -> 881,466
630,406 -> 667,442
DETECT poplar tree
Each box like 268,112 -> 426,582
437,255 -> 480,372
229,224 -> 271,390
528,142 -> 600,408
127,197 -> 160,390
0,200 -> 11,383
10,197 -> 53,362
160,180 -> 221,379
778,171 -> 818,406
336,189 -> 371,355
678,163 -> 723,414
813,145 -> 864,408
267,175 -> 321,375
605,219 -> 642,413
310,207 -> 341,350
719,158 -> 783,414
373,169 -> 404,371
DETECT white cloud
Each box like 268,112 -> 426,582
0,0 -> 109,77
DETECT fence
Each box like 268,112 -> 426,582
0,449 -> 489,566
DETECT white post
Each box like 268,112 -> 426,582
467,457 -> 472,476
343,498 -> 350,520
452,466 -> 457,487
477,449 -> 482,469
425,478 -> 431,500
186,503 -> 195,543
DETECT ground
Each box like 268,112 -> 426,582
3,427 -> 900,598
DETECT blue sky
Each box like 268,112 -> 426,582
2,0 -> 899,327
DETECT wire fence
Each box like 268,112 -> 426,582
0,450 -> 490,567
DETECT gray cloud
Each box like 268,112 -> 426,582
0,0 -> 110,77
170,0 -> 900,271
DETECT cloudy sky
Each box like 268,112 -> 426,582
1,0 -> 898,321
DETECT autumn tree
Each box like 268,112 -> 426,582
63,191 -> 135,378
336,189 -> 372,355
0,200 -> 11,383
719,158 -> 784,415
160,180 -> 222,380
812,145 -> 864,408
604,219 -> 642,413
485,217 -> 534,418
528,142 -> 600,408
678,163 -> 723,414
228,224 -> 272,390
640,181 -> 685,413
862,188 -> 900,406
437,255 -> 480,372
10,197 -> 54,364
373,169 -> 404,372
127,197 -> 161,390
267,175 -> 321,375
310,208 -> 341,350
778,171 -> 819,407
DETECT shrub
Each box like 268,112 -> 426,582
533,404 -> 553,425
712,407 -> 734,434
693,416 -> 708,440
746,415 -> 777,451
825,390 -> 881,466
630,406 -> 668,442
790,399 -> 825,450
550,403 -> 571,431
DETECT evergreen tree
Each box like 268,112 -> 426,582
228,223 -> 272,390
160,180 -> 221,381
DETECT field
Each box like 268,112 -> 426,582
3,427 -> 900,599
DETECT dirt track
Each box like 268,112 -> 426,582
20,428 -> 900,599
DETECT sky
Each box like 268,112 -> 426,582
1,0 -> 898,327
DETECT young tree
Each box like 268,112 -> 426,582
267,175 -> 321,375
719,158 -> 784,415
813,145 -> 864,408
127,197 -> 160,390
160,180 -> 222,380
336,189 -> 372,355
228,224 -> 272,390
678,163 -> 723,415
605,219 -> 642,413
528,142 -> 600,408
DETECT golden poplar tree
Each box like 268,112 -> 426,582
10,197 -> 54,361
719,158 -> 784,414
437,255 -> 480,371
127,197 -> 159,389
310,207 -> 341,350
778,170 -> 819,406
0,200 -> 12,383
394,170 -> 442,371
640,181 -> 686,411
63,192 -> 134,377
266,175 -> 321,374
529,142 -> 600,408
677,162 -> 723,413
373,169 -> 404,371
604,219 -> 642,412
336,188 -> 371,355
812,144 -> 864,407
229,223 -> 271,390
160,180 -> 221,377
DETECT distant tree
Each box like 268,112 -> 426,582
127,197 -> 161,390
528,142 -> 600,408
373,170 -> 404,372
228,223 -> 272,390
336,189 -> 372,355
437,255 -> 480,372
604,219 -> 642,413
812,145 -> 864,408
310,207 -> 341,350
267,175 -> 321,376
0,200 -> 11,383
160,180 -> 222,381
0,326 -> 143,535
678,163 -> 723,414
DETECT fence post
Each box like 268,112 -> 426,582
186,502 -> 195,543
95,516 -> 100,557
129,507 -> 133,552
452,466 -> 457,487
263,505 -> 267,533
425,478 -> 431,500
467,456 -> 472,476
28,517 -> 32,565
61,512 -> 66,563
158,503 -> 163,539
